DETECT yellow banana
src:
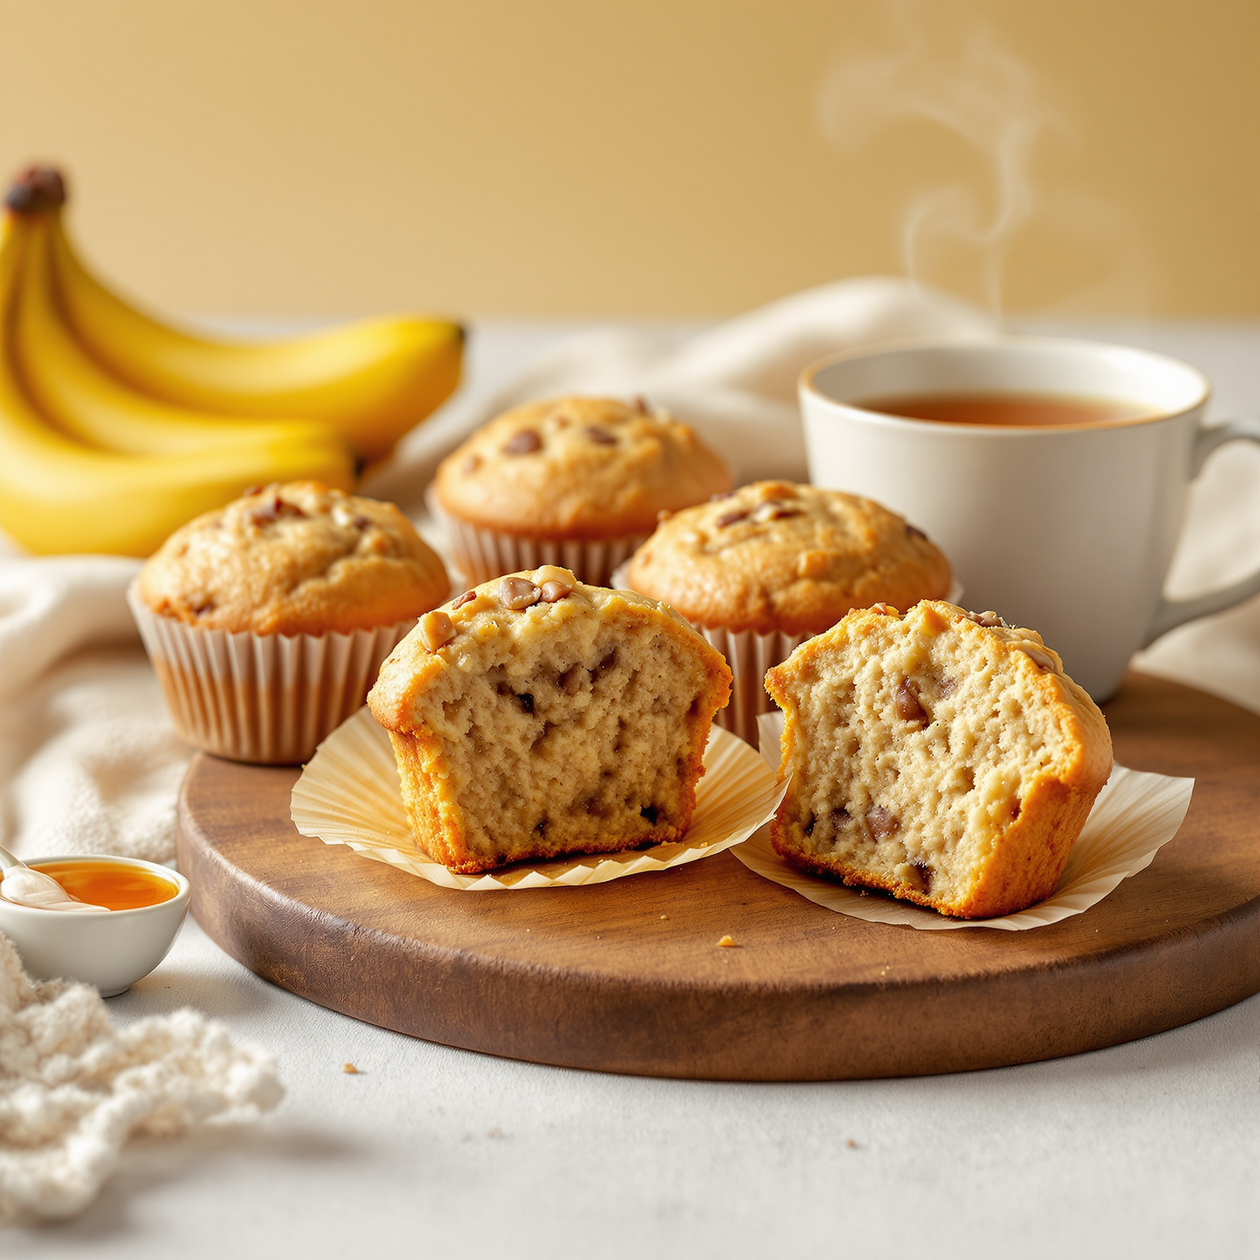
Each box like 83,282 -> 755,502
13,215 -> 352,458
48,207 -> 464,462
0,216 -> 355,557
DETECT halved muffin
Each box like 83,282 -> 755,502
764,601 -> 1112,918
368,566 -> 732,872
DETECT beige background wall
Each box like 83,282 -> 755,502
0,0 -> 1255,320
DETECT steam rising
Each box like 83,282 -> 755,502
818,5 -> 1150,313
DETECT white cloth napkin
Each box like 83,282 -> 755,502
0,931 -> 282,1221
0,276 -> 1257,869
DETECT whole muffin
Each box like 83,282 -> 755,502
620,480 -> 952,743
131,481 -> 449,764
432,395 -> 732,584
139,481 -> 449,635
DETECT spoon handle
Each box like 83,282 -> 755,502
0,843 -> 28,872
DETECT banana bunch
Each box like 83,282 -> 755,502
0,166 -> 464,556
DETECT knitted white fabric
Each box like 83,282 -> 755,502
0,931 -> 283,1221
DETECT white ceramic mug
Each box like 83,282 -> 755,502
799,337 -> 1260,700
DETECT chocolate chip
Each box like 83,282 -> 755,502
584,425 -> 617,445
1009,798 -> 1022,820
633,396 -> 650,414
715,508 -> 750,528
753,501 -> 803,522
462,453 -> 482,474
895,680 -> 929,726
906,523 -> 928,540
498,577 -> 541,609
804,815 -> 816,836
865,805 -> 900,840
189,595 -> 215,616
502,430 -> 542,456
907,860 -> 933,892
517,692 -> 534,714
352,515 -> 373,530
452,590 -> 477,610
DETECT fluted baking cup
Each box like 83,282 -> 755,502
128,583 -> 414,765
737,711 -> 1194,930
290,707 -> 785,890
427,488 -> 647,587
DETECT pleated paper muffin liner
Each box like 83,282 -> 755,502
128,583 -> 415,766
290,707 -> 786,890
427,487 -> 647,587
737,710 -> 1194,931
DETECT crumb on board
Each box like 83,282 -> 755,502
717,934 -> 736,948
343,1063 -> 359,1074
660,914 -> 668,920
845,1139 -> 860,1149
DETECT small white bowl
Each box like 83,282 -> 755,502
0,856 -> 190,996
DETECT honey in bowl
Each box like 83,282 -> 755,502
31,859 -> 180,911
856,392 -> 1152,428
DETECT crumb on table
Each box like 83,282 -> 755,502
717,934 -> 736,948
343,1063 -> 359,1074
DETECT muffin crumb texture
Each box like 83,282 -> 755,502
369,568 -> 732,872
765,601 -> 1112,918
138,481 -> 449,635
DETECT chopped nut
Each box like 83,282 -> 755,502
632,395 -> 651,414
502,430 -> 542,456
551,414 -> 571,429
452,590 -> 477,610
753,500 -> 803,522
717,934 -> 736,948
715,508 -> 750,528
343,1063 -> 359,1074
540,581 -> 572,603
796,550 -> 833,580
869,603 -> 900,617
462,453 -> 482,474
966,610 -> 1005,628
419,610 -> 456,650
248,495 -> 306,527
533,565 -> 576,588
1021,646 -> 1058,672
584,425 -> 617,445
498,576 -> 541,609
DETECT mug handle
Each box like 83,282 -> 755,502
1144,417 -> 1260,645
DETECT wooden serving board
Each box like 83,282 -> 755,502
177,672 -> 1260,1081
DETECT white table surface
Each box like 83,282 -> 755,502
8,319 -> 1260,1259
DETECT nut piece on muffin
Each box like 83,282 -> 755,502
764,601 -> 1113,919
368,565 -> 732,873
432,396 -> 733,584
138,480 -> 449,635
620,480 -> 952,743
132,481 -> 450,764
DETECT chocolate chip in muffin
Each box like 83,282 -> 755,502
715,508 -> 750,528
502,430 -> 542,456
894,680 -> 929,726
584,425 -> 617,445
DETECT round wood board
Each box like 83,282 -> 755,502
177,672 -> 1260,1081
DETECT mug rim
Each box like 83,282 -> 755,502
799,334 -> 1212,433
